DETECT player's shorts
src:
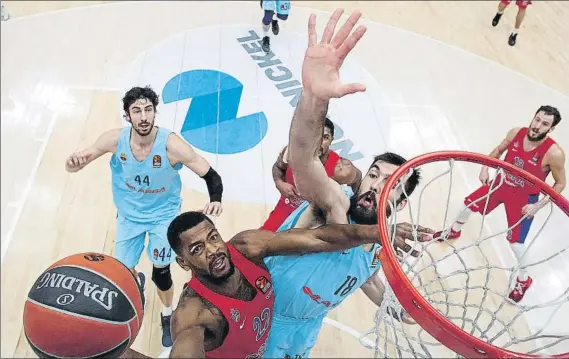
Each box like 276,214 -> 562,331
501,0 -> 532,9
263,312 -> 326,358
464,182 -> 539,244
262,0 -> 291,15
114,214 -> 176,268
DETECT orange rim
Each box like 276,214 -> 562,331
377,150 -> 569,359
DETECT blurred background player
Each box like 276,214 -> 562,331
260,0 -> 290,53
120,210 -> 392,358
262,117 -> 361,231
434,105 -> 566,303
1,0 -> 9,21
491,0 -> 532,46
65,86 -> 224,348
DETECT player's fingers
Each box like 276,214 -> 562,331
330,9 -> 362,49
321,8 -> 344,44
72,155 -> 80,167
337,24 -> 367,61
339,82 -> 366,97
203,204 -> 213,215
307,13 -> 317,46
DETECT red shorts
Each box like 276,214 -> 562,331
464,182 -> 538,244
501,0 -> 532,9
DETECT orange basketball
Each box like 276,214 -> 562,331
23,252 -> 144,358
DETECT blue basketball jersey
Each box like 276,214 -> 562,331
264,186 -> 381,319
110,126 -> 182,223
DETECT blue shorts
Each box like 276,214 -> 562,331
262,0 -> 290,15
114,214 -> 176,268
263,313 -> 325,358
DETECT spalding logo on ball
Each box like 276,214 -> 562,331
23,252 -> 144,358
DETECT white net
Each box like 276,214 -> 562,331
360,156 -> 569,358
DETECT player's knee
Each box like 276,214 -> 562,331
152,265 -> 173,292
262,10 -> 274,25
276,13 -> 288,21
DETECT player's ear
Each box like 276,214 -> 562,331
176,256 -> 191,271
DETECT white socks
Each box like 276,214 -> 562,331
162,306 -> 173,317
510,242 -> 528,281
262,23 -> 270,37
451,206 -> 474,232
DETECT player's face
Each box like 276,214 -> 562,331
319,127 -> 333,158
527,111 -> 555,142
349,161 -> 406,224
126,98 -> 156,137
175,221 -> 235,283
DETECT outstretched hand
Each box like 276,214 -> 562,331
392,222 -> 435,258
302,9 -> 368,101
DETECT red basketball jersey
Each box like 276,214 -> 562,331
502,127 -> 555,193
187,244 -> 274,359
261,150 -> 341,231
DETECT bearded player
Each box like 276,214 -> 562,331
119,211 -> 422,358
261,9 -> 435,358
262,117 -> 361,231
65,86 -> 224,347
434,105 -> 565,303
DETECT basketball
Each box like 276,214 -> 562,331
23,253 -> 144,358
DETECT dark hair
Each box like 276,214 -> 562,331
167,211 -> 213,255
371,152 -> 421,202
535,105 -> 562,127
122,86 -> 160,115
324,117 -> 335,138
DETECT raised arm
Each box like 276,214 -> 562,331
65,128 -> 121,172
169,296 -> 209,358
119,295 -> 207,359
236,222 -> 434,261
167,133 -> 223,216
272,146 -> 299,200
288,9 -> 367,222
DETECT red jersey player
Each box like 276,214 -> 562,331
120,210 -> 422,358
434,105 -> 566,303
262,117 -> 361,231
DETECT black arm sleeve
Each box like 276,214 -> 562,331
201,167 -> 223,202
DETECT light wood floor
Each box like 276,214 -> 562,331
1,1 -> 568,358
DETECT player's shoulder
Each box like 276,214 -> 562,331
229,230 -> 270,263
176,283 -> 210,316
506,127 -> 523,139
546,142 -> 566,162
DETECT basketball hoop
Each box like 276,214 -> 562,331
361,151 -> 569,358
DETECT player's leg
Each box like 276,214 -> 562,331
261,2 -> 276,53
492,0 -> 510,26
1,0 -> 10,21
271,0 -> 290,36
508,0 -> 531,46
435,183 -> 502,241
148,221 -> 176,347
504,194 -> 538,302
114,215 -> 147,305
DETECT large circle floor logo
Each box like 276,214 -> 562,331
120,24 -> 388,204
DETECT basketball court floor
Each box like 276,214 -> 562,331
1,1 -> 569,358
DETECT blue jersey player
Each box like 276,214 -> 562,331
260,0 -> 290,53
262,9 -> 434,358
64,86 -> 224,349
